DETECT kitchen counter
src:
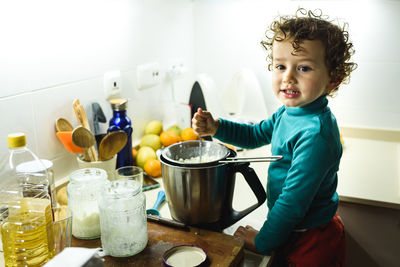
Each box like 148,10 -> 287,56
144,148 -> 272,266
3,126 -> 396,266
68,150 -> 272,266
337,126 -> 400,209
73,146 -> 272,266
65,158 -> 271,267
0,173 -> 268,267
72,221 -> 245,266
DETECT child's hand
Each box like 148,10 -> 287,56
234,225 -> 259,253
192,108 -> 220,137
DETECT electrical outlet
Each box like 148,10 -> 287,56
137,62 -> 161,90
168,58 -> 187,80
104,70 -> 122,100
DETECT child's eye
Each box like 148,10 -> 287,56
275,64 -> 285,70
298,66 -> 312,72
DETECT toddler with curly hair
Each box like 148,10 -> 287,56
192,8 -> 357,266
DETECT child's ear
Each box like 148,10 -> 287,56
327,80 -> 342,94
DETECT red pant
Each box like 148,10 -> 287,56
271,214 -> 346,267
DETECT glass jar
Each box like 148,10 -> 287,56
99,179 -> 147,257
67,168 -> 108,239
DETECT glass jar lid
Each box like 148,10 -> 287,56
103,179 -> 141,200
69,168 -> 108,184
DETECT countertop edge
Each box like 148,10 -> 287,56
339,195 -> 400,210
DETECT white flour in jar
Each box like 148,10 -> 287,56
72,211 -> 101,238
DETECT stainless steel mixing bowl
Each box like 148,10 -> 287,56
159,141 -> 267,230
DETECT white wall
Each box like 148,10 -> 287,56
0,0 -> 195,181
193,0 -> 400,130
1,0 -> 400,182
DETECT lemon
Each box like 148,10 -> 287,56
136,146 -> 157,169
140,134 -> 162,151
144,120 -> 163,135
166,125 -> 182,136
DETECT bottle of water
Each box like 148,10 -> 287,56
108,99 -> 133,168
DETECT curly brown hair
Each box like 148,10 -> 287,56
261,8 -> 357,95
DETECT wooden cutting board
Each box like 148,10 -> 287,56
72,221 -> 244,266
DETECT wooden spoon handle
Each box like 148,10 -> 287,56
83,148 -> 91,162
73,98 -> 98,162
78,105 -> 98,161
73,99 -> 83,125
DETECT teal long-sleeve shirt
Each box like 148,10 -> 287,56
214,96 -> 342,254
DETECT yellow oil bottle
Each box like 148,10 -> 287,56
1,197 -> 54,267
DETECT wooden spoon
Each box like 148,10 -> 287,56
99,131 -> 127,161
72,126 -> 96,162
55,118 -> 73,132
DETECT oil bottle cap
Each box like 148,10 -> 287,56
7,133 -> 26,148
110,98 -> 128,111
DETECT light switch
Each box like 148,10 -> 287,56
104,70 -> 122,100
137,62 -> 161,90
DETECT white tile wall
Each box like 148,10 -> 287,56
0,0 -> 195,183
0,94 -> 37,178
0,76 -> 116,182
2,0 -> 400,185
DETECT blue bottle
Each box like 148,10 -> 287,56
108,99 -> 133,168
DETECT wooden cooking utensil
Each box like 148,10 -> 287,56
72,99 -> 98,161
56,131 -> 84,153
72,126 -> 96,162
55,118 -> 74,132
98,131 -> 127,161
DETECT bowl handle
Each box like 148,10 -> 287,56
221,162 -> 266,229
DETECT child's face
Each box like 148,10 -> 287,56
271,38 -> 337,107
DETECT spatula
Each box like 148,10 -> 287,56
56,131 -> 84,153
91,102 -> 107,136
146,190 -> 166,216
91,102 -> 107,149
